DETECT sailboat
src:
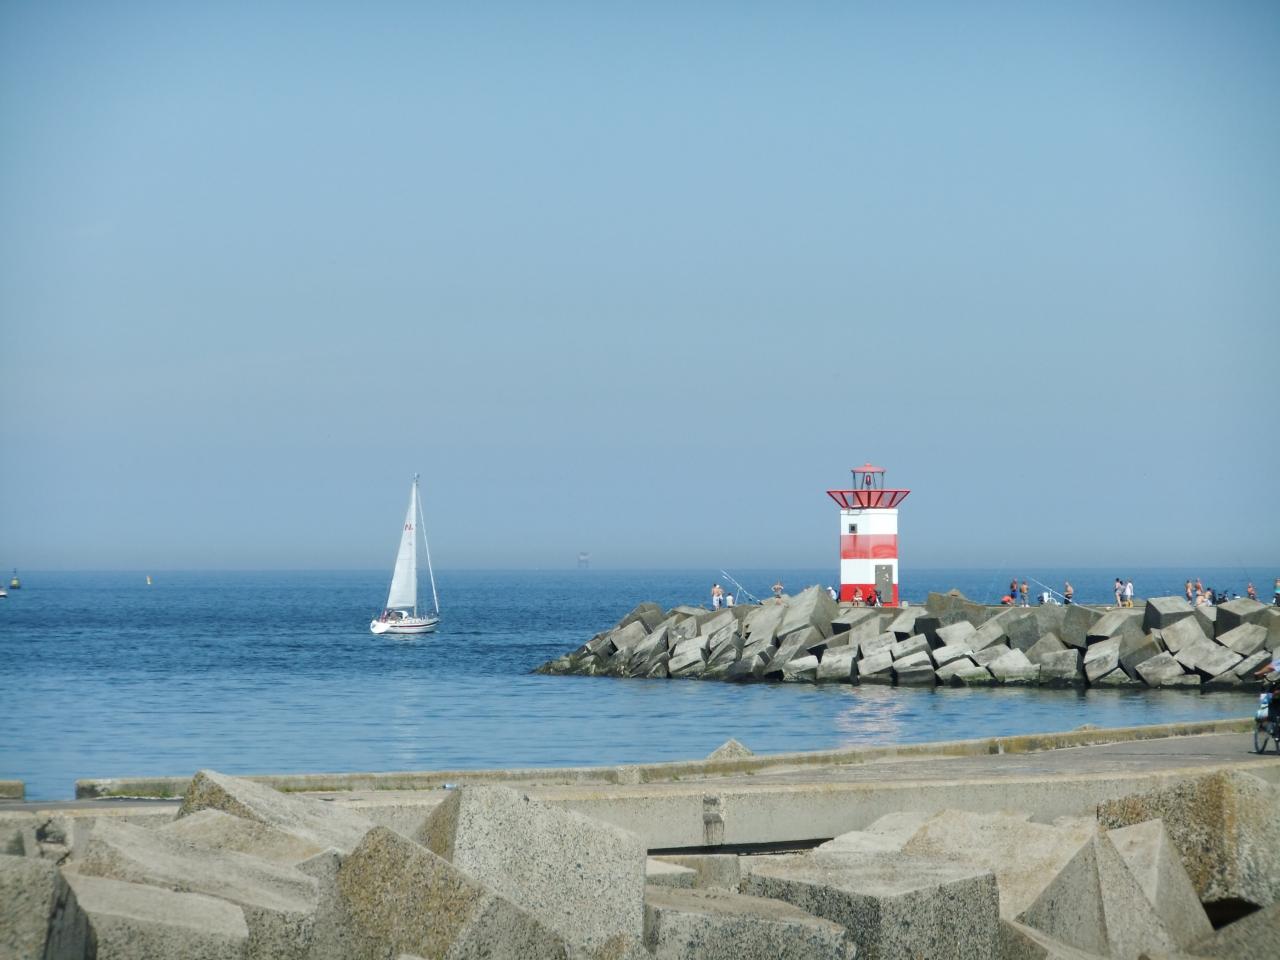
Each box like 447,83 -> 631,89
370,475 -> 440,635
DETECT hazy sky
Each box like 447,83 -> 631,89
2,1 -> 1277,572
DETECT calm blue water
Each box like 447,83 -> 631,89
0,568 -> 1264,800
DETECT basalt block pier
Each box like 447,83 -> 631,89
3,724 -> 1279,958
536,587 -> 1280,690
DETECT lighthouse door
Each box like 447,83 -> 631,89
874,565 -> 893,603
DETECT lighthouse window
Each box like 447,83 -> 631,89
847,524 -> 857,534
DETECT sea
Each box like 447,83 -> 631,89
0,567 -> 1267,801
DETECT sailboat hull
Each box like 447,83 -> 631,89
370,616 -> 439,635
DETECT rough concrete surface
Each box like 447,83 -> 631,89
0,853 -> 88,960
416,784 -> 646,950
643,884 -> 855,959
322,825 -> 569,960
1096,769 -> 1280,909
744,851 -> 1000,960
178,770 -> 374,855
65,871 -> 249,960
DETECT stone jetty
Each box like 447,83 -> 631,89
3,724 -> 1278,958
536,587 -> 1280,690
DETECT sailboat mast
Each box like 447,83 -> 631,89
417,477 -> 441,617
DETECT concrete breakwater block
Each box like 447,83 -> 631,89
1215,597 -> 1270,635
162,809 -> 326,866
320,826 -> 570,960
646,858 -> 698,889
643,884 -> 856,960
1096,770 -> 1280,912
744,851 -> 1001,960
1016,833 -> 1175,959
1,853 -> 89,960
64,871 -> 249,960
178,769 -> 375,856
75,819 -> 319,959
1143,596 -> 1195,632
415,784 -> 646,950
652,854 -> 742,892
1106,819 -> 1213,950
899,811 -> 1098,921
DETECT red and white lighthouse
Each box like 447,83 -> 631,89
827,463 -> 910,606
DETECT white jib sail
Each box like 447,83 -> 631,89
384,481 -> 419,611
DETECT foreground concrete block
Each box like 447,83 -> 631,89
892,649 -> 932,671
417,785 -> 645,950
652,854 -> 741,891
325,826 -> 569,960
76,819 -> 318,959
1016,833 -> 1175,958
644,885 -> 855,959
901,812 -> 1098,920
818,812 -> 932,856
162,809 -> 325,865
1098,771 -> 1280,912
998,919 -> 1109,959
935,657 -> 978,682
66,871 -> 249,960
0,853 -> 89,960
646,859 -> 697,889
1190,900 -> 1279,958
178,769 -> 374,855
745,852 -> 1000,960
1086,609 -> 1143,645
886,607 -> 925,639
1107,819 -> 1212,949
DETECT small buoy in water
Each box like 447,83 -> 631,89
146,575 -> 152,586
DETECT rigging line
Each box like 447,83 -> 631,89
417,478 -> 441,617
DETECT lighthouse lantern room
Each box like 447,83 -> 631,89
826,463 -> 910,606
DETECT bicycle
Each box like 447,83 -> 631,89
1254,716 -> 1278,754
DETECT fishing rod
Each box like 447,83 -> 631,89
719,570 -> 761,605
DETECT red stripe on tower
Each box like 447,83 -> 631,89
839,534 -> 899,560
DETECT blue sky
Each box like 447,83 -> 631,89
1,1 -> 1277,571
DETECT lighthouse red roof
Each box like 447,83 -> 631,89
854,463 -> 885,473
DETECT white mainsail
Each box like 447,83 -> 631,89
384,482 -> 419,612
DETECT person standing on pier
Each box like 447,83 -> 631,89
1114,578 -> 1124,607
772,579 -> 784,601
1185,580 -> 1194,604
1009,578 -> 1018,602
1246,582 -> 1256,601
711,583 -> 723,609
1064,581 -> 1074,604
1019,580 -> 1029,607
